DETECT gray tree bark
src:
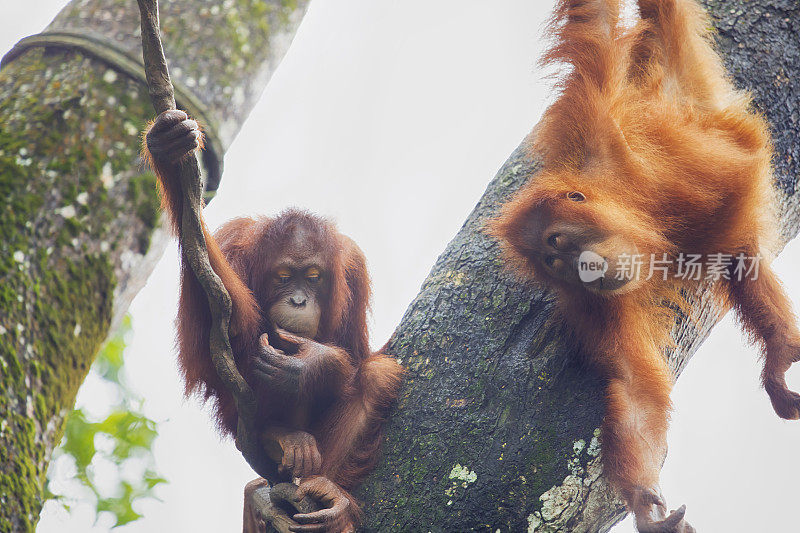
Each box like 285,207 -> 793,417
357,1 -> 800,531
0,1 -> 308,531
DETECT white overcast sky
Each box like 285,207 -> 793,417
2,2 -> 799,532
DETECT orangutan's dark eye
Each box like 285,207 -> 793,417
275,268 -> 291,285
306,266 -> 321,283
548,234 -> 561,249
545,255 -> 557,268
567,191 -> 586,202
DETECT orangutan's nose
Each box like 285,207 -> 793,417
289,292 -> 307,307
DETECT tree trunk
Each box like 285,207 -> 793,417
357,1 -> 800,531
0,1 -> 308,530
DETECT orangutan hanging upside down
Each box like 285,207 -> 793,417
492,0 -> 799,531
143,111 -> 404,533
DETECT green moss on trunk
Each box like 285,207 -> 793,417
0,0 -> 310,528
0,47 -> 155,532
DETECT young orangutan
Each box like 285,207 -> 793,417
144,111 -> 404,533
491,1 -> 799,531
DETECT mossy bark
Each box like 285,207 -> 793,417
357,1 -> 800,531
0,1 -> 308,531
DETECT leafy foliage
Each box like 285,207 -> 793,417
45,315 -> 166,528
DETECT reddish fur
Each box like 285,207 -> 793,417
492,0 -> 799,521
142,123 -> 404,520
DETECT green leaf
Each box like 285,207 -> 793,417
96,482 -> 143,528
96,410 -> 157,460
60,410 -> 97,472
143,469 -> 168,491
93,314 -> 132,384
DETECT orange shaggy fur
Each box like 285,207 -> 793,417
491,0 -> 799,530
142,114 -> 404,531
